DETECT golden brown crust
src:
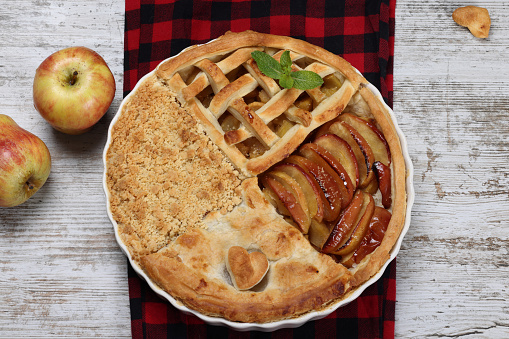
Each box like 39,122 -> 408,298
139,178 -> 352,323
105,31 -> 409,324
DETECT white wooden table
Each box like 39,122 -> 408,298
0,1 -> 508,337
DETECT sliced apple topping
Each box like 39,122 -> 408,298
303,142 -> 354,204
284,155 -> 333,222
272,163 -> 324,222
268,171 -> 311,233
308,219 -> 332,249
313,133 -> 359,191
321,190 -> 369,254
338,113 -> 391,166
373,161 -> 392,208
329,121 -> 375,188
298,144 -> 347,220
262,186 -> 290,216
330,193 -> 375,256
257,108 -> 393,266
341,207 -> 392,268
260,174 -> 310,234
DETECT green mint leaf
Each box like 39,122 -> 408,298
279,50 -> 293,74
279,73 -> 294,89
290,70 -> 324,90
251,51 -> 285,79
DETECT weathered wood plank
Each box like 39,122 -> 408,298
394,0 -> 509,337
0,0 -> 129,337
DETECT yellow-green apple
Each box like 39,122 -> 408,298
33,46 -> 115,135
0,115 -> 51,207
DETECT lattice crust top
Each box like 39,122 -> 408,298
156,31 -> 364,176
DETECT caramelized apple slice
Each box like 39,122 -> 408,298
268,171 -> 311,233
313,133 -> 359,191
284,155 -> 334,222
339,113 -> 391,166
299,144 -> 346,219
272,163 -> 324,222
373,161 -> 392,208
321,190 -> 364,254
260,175 -> 310,233
362,176 -> 379,195
262,186 -> 290,215
341,207 -> 392,267
308,219 -> 332,249
331,193 -> 375,256
303,142 -> 354,204
329,121 -> 375,188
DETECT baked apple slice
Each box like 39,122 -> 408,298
341,206 -> 392,268
284,155 -> 334,222
329,121 -> 375,188
272,163 -> 324,222
338,113 -> 391,166
321,190 -> 365,254
313,133 -> 359,191
331,192 -> 375,256
299,144 -> 348,214
260,174 -> 310,233
373,161 -> 392,208
262,186 -> 290,216
307,219 -> 333,249
268,171 -> 310,225
305,142 -> 354,203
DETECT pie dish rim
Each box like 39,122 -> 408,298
102,37 -> 415,331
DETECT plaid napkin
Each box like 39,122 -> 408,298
124,0 -> 396,337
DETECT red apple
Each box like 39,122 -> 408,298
33,46 -> 116,135
0,115 -> 51,207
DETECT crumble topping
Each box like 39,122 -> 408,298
106,74 -> 243,258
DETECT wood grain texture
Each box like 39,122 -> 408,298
0,0 -> 508,337
394,0 -> 509,337
0,1 -> 129,338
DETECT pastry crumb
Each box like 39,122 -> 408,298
106,74 -> 243,258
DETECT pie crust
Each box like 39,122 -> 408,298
105,31 -> 407,323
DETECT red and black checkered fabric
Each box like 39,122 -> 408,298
124,0 -> 396,337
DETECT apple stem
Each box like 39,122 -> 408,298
26,181 -> 34,190
69,71 -> 78,86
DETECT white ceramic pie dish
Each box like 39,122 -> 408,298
102,49 -> 414,332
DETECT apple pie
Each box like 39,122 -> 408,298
105,31 -> 408,324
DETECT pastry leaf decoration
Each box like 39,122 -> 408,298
251,50 -> 324,90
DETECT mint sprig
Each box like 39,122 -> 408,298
251,50 -> 324,90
